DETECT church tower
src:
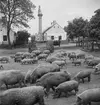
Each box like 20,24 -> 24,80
38,5 -> 43,41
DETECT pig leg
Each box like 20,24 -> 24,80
38,97 -> 45,105
56,90 -> 61,98
51,86 -> 55,91
19,80 -> 23,88
88,75 -> 91,82
74,88 -> 79,94
5,83 -> 9,89
53,89 -> 61,98
65,92 -> 68,97
46,85 -> 50,96
88,102 -> 91,105
82,78 -> 84,83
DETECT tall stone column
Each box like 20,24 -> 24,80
38,5 -> 43,41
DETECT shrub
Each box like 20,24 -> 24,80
46,40 -> 54,53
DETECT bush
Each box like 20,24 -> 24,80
46,40 -> 54,53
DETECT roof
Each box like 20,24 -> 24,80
42,21 -> 65,35
42,24 -> 55,35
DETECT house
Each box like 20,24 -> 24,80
43,21 -> 67,41
0,23 -> 16,45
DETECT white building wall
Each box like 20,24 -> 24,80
0,26 -> 15,44
44,24 -> 67,41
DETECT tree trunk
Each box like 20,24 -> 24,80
91,41 -> 94,51
7,28 -> 11,47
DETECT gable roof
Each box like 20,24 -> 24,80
42,21 -> 65,35
42,24 -> 55,35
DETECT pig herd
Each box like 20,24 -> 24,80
0,49 -> 100,105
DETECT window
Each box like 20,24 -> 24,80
59,36 -> 62,40
51,36 -> 54,40
3,35 -> 7,41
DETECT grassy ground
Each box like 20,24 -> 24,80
0,46 -> 100,105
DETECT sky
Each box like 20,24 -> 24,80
27,0 -> 100,35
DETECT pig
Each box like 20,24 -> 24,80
73,70 -> 91,83
30,63 -> 60,83
94,63 -> 100,72
0,65 -> 4,70
0,86 -> 45,105
53,80 -> 79,98
36,71 -> 71,96
0,70 -> 26,89
52,60 -> 67,68
32,50 -> 42,56
46,56 -> 59,63
21,58 -> 38,65
75,88 -> 100,105
0,56 -> 10,63
43,50 -> 50,55
87,59 -> 100,67
76,53 -> 85,59
72,60 -> 81,66
68,53 -> 77,60
25,69 -> 34,84
37,53 -> 48,60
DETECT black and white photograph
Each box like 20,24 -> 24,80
0,0 -> 100,105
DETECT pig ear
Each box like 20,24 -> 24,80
64,71 -> 67,73
77,96 -> 82,101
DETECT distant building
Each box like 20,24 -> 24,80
43,21 -> 67,41
0,17 -> 16,45
36,6 -> 67,42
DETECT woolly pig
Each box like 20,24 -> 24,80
87,59 -> 100,67
84,55 -> 94,64
46,55 -> 66,63
76,53 -> 85,59
53,80 -> 79,98
43,50 -> 50,54
0,70 -> 26,89
46,56 -> 59,63
37,53 -> 48,60
28,63 -> 60,83
75,88 -> 100,105
72,60 -> 81,66
68,53 -> 77,60
74,70 -> 91,83
52,60 -> 67,68
25,70 -> 34,84
32,50 -> 42,56
21,58 -> 37,65
95,63 -> 100,72
0,56 -> 10,63
36,71 -> 71,95
0,86 -> 45,105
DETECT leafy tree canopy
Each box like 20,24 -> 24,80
64,17 -> 88,40
89,9 -> 100,39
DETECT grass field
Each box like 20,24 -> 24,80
0,46 -> 100,105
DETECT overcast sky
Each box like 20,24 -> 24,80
27,0 -> 100,34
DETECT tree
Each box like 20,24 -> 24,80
64,17 -> 88,40
15,30 -> 30,46
0,0 -> 35,46
86,8 -> 100,51
89,9 -> 100,39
